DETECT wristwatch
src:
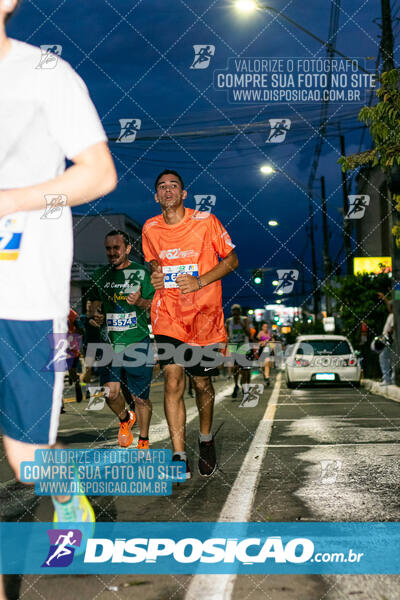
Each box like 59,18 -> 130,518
197,276 -> 203,289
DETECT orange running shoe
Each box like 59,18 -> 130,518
136,439 -> 150,450
118,410 -> 136,448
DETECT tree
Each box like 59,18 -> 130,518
338,68 -> 400,384
324,272 -> 392,379
338,69 -> 400,244
324,272 -> 391,346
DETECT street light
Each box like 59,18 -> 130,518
272,280 -> 279,286
268,219 -> 279,227
260,165 -> 275,175
234,0 -> 258,12
232,1 -> 368,72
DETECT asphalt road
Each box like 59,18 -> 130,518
2,370 -> 400,599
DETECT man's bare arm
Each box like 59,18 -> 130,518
199,250 -> 238,287
0,141 -> 117,218
176,250 -> 239,295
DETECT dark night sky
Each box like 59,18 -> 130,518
8,0 -> 394,311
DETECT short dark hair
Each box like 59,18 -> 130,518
5,0 -> 20,23
154,169 -> 184,191
105,230 -> 131,246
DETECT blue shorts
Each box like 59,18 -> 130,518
99,338 -> 154,400
0,318 -> 66,444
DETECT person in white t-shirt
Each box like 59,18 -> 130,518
0,1 -> 116,587
379,302 -> 394,386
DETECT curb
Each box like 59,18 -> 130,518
361,378 -> 400,404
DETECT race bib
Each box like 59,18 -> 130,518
0,214 -> 26,261
106,312 -> 137,332
231,332 -> 245,343
163,264 -> 199,288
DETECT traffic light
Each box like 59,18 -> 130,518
273,314 -> 280,323
252,269 -> 263,285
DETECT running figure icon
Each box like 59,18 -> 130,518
274,269 -> 299,294
45,531 -> 77,566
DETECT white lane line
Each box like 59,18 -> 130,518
266,443 -> 400,447
184,373 -> 281,600
277,402 -> 389,406
272,417 -> 400,421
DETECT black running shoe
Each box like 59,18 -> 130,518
231,384 -> 239,398
198,437 -> 217,477
172,454 -> 191,480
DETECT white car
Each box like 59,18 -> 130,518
285,334 -> 361,388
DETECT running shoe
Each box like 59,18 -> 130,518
118,410 -> 136,448
231,384 -> 239,399
136,439 -> 150,450
53,494 -> 95,554
172,454 -> 191,480
198,437 -> 217,477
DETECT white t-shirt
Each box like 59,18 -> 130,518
383,313 -> 394,337
0,39 -> 107,321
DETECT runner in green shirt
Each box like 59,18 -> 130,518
88,230 -> 154,449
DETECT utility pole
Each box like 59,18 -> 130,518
308,196 -> 320,317
339,135 -> 353,275
381,0 -> 394,72
320,176 -> 332,315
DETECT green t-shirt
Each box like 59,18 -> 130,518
88,261 -> 154,352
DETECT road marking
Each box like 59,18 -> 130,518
271,417 -> 400,421
278,402 -> 383,406
184,373 -> 281,600
265,442 -> 400,447
58,383 -> 232,441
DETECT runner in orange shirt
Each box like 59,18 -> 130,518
142,170 -> 238,479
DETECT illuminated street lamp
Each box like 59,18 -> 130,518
232,1 -> 369,71
272,280 -> 279,286
268,219 -> 279,227
234,0 -> 258,13
260,164 -> 275,175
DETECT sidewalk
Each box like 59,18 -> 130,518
362,378 -> 400,404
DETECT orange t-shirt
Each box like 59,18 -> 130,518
142,208 -> 235,346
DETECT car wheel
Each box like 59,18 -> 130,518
286,380 -> 295,389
